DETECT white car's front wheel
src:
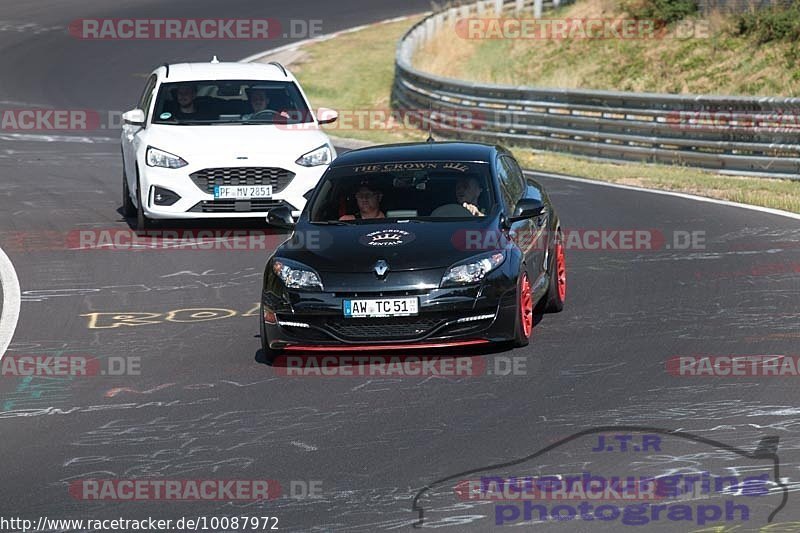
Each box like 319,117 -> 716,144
122,166 -> 135,218
135,171 -> 153,233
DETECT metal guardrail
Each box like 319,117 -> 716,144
392,0 -> 800,178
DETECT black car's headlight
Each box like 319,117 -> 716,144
441,251 -> 505,287
272,258 -> 323,290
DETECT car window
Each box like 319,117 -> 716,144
307,162 -> 495,222
499,155 -> 524,208
495,156 -> 515,213
137,74 -> 158,118
150,79 -> 313,125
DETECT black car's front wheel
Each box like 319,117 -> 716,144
513,269 -> 534,347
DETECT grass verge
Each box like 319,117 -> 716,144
278,14 -> 800,214
413,0 -> 800,96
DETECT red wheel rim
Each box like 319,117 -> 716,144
556,242 -> 566,302
520,272 -> 533,338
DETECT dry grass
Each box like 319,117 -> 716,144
413,0 -> 800,96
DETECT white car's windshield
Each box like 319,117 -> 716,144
151,79 -> 313,125
307,162 -> 496,222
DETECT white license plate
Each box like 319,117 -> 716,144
214,185 -> 273,199
343,297 -> 419,318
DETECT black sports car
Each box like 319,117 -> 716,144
260,142 -> 565,354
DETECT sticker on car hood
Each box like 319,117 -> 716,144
359,229 -> 416,247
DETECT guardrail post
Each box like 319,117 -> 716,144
534,0 -> 543,18
515,0 -> 526,12
494,0 -> 503,15
424,18 -> 433,42
553,0 -> 561,6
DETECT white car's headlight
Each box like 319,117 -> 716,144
441,252 -> 505,287
273,258 -> 323,290
146,146 -> 188,169
296,144 -> 331,167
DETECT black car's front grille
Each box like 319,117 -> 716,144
187,199 -> 289,213
189,167 -> 295,194
325,317 -> 445,340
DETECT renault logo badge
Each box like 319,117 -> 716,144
374,259 -> 389,277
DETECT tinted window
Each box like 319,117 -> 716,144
307,162 -> 495,222
495,156 -> 515,212
138,74 -> 158,117
500,156 -> 524,207
151,80 -> 312,125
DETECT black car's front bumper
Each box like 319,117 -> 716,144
261,270 -> 521,350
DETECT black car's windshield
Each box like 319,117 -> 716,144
308,161 -> 495,222
151,80 -> 313,125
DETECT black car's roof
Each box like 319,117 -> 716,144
330,142 -> 499,167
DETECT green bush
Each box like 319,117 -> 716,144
737,3 -> 800,43
624,0 -> 698,27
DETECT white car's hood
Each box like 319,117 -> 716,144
145,123 -> 330,162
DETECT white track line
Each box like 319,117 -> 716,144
0,244 -> 21,360
524,170 -> 800,221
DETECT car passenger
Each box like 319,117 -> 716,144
455,176 -> 485,216
173,84 -> 200,118
244,88 -> 291,120
339,183 -> 385,220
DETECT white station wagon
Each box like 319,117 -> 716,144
120,58 -> 338,230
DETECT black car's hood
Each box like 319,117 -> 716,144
277,217 -> 507,273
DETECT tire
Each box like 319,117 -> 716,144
135,173 -> 152,233
513,269 -> 534,347
544,234 -> 566,313
122,167 -> 135,217
260,313 -> 269,354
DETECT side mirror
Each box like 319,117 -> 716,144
122,109 -> 146,126
510,198 -> 545,222
316,107 -> 338,125
266,206 -> 295,228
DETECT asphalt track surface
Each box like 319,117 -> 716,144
0,1 -> 799,531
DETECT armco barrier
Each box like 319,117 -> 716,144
392,0 -> 800,179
